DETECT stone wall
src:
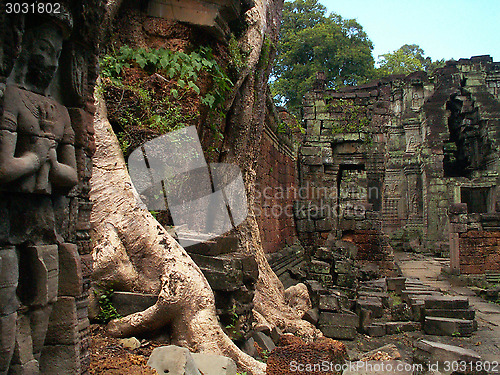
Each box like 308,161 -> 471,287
0,2 -> 104,374
255,99 -> 300,254
449,203 -> 500,274
298,56 -> 500,269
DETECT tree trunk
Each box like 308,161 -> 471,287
90,96 -> 266,374
219,0 -> 320,341
90,0 -> 319,373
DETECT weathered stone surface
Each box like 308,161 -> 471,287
147,346 -> 201,375
44,297 -> 78,345
318,311 -> 358,327
387,277 -> 406,292
414,340 -> 481,369
251,331 -> 275,354
111,292 -> 158,317
0,314 -> 16,374
310,260 -> 331,274
366,324 -> 386,337
424,308 -> 475,320
191,353 -> 237,375
385,321 -> 420,334
302,308 -> 319,326
356,298 -> 384,318
39,344 -> 80,375
319,294 -> 340,312
119,337 -> 141,351
26,245 -> 59,306
318,311 -> 358,340
57,243 -> 82,297
319,325 -> 356,340
424,296 -> 469,310
0,247 -> 19,315
424,316 -> 475,337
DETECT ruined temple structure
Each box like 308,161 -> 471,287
297,56 -> 500,276
0,2 -> 105,374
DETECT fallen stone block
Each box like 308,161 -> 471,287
358,291 -> 389,307
148,346 -> 201,375
387,277 -> 406,293
308,272 -> 334,287
401,290 -> 440,303
319,294 -> 340,312
366,323 -> 386,337
424,308 -> 475,320
191,353 -> 237,375
302,308 -> 319,326
385,321 -> 420,335
119,337 -> 141,350
424,296 -> 469,310
408,297 -> 425,321
356,297 -> 384,318
318,311 -> 359,327
319,325 -> 357,340
251,331 -> 276,354
424,317 -> 475,337
359,308 -> 372,333
310,260 -> 332,274
390,303 -> 412,321
414,340 -> 482,373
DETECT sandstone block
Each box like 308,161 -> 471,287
424,317 -> 474,337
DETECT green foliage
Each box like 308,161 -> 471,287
100,45 -> 234,155
224,306 -> 244,341
272,0 -> 375,116
389,292 -> 402,306
94,286 -> 121,324
100,45 -> 232,111
376,44 -> 445,76
117,132 -> 130,156
228,34 -> 247,72
327,98 -> 370,134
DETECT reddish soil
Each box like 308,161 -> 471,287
89,324 -> 162,375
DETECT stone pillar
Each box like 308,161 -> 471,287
448,203 -> 468,274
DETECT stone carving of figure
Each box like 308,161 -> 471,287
0,18 -> 77,374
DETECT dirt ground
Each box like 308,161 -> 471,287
89,325 -> 162,375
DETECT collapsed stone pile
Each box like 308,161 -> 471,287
297,275 -> 479,341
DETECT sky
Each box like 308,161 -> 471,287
320,0 -> 500,63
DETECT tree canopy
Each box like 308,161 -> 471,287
376,44 -> 445,76
271,0 -> 375,115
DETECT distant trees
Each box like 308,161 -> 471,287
376,44 -> 445,76
272,0 -> 375,115
272,1 -> 447,116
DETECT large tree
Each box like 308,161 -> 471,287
376,44 -> 445,76
271,0 -> 375,115
90,1 -> 319,374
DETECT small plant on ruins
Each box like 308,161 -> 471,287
452,331 -> 461,337
94,285 -> 121,324
326,98 -> 370,135
389,292 -> 402,306
224,306 -> 244,341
